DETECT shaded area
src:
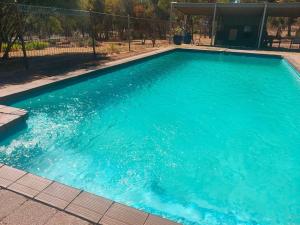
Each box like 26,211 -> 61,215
0,53 -> 108,86
0,48 -> 160,87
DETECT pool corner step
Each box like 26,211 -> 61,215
0,164 -> 181,225
0,105 -> 28,135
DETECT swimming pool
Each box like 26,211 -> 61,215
1,49 -> 300,225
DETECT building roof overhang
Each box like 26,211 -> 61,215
173,2 -> 300,17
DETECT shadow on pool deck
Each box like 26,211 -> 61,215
0,48 -> 162,88
0,53 -> 108,87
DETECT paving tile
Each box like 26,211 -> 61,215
0,113 -> 19,124
45,211 -> 91,225
144,214 -> 181,225
11,109 -> 28,116
35,192 -> 68,210
66,192 -> 113,223
8,173 -> 52,198
0,190 -> 27,220
1,200 -> 57,225
35,182 -> 81,210
99,216 -> 128,225
0,106 -> 18,114
104,203 -> 148,225
0,177 -> 12,188
0,166 -> 27,188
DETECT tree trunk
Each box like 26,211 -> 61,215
2,37 -> 17,60
152,38 -> 156,47
19,34 -> 29,69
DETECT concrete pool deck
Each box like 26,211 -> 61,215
0,46 -> 300,225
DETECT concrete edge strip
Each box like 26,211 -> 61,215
0,105 -> 28,135
0,164 -> 181,225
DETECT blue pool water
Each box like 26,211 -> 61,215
1,50 -> 300,225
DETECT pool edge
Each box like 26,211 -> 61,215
0,105 -> 28,137
0,164 -> 181,225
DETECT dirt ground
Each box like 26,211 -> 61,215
0,40 -> 169,87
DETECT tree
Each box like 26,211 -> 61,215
0,2 -> 25,60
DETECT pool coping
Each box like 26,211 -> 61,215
0,105 -> 28,136
0,46 -> 300,225
0,164 -> 180,225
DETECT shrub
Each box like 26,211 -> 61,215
25,41 -> 49,50
2,43 -> 22,51
1,41 -> 49,52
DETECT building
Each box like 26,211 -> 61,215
171,2 -> 300,48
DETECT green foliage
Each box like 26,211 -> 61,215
25,41 -> 49,50
87,0 -> 105,11
2,41 -> 49,51
2,43 -> 21,52
174,26 -> 183,35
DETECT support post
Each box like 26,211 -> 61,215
184,15 -> 187,34
169,2 -> 174,44
191,16 -> 194,45
92,35 -> 96,57
258,3 -> 267,49
211,3 -> 217,46
127,14 -> 131,52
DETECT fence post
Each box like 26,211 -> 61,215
92,36 -> 96,57
169,2 -> 174,44
90,10 -> 96,58
127,14 -> 131,52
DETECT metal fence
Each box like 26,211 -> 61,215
0,3 -> 170,69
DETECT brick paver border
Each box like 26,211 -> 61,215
0,164 -> 180,225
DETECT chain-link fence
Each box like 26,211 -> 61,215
0,3 -> 170,70
169,8 -> 214,47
